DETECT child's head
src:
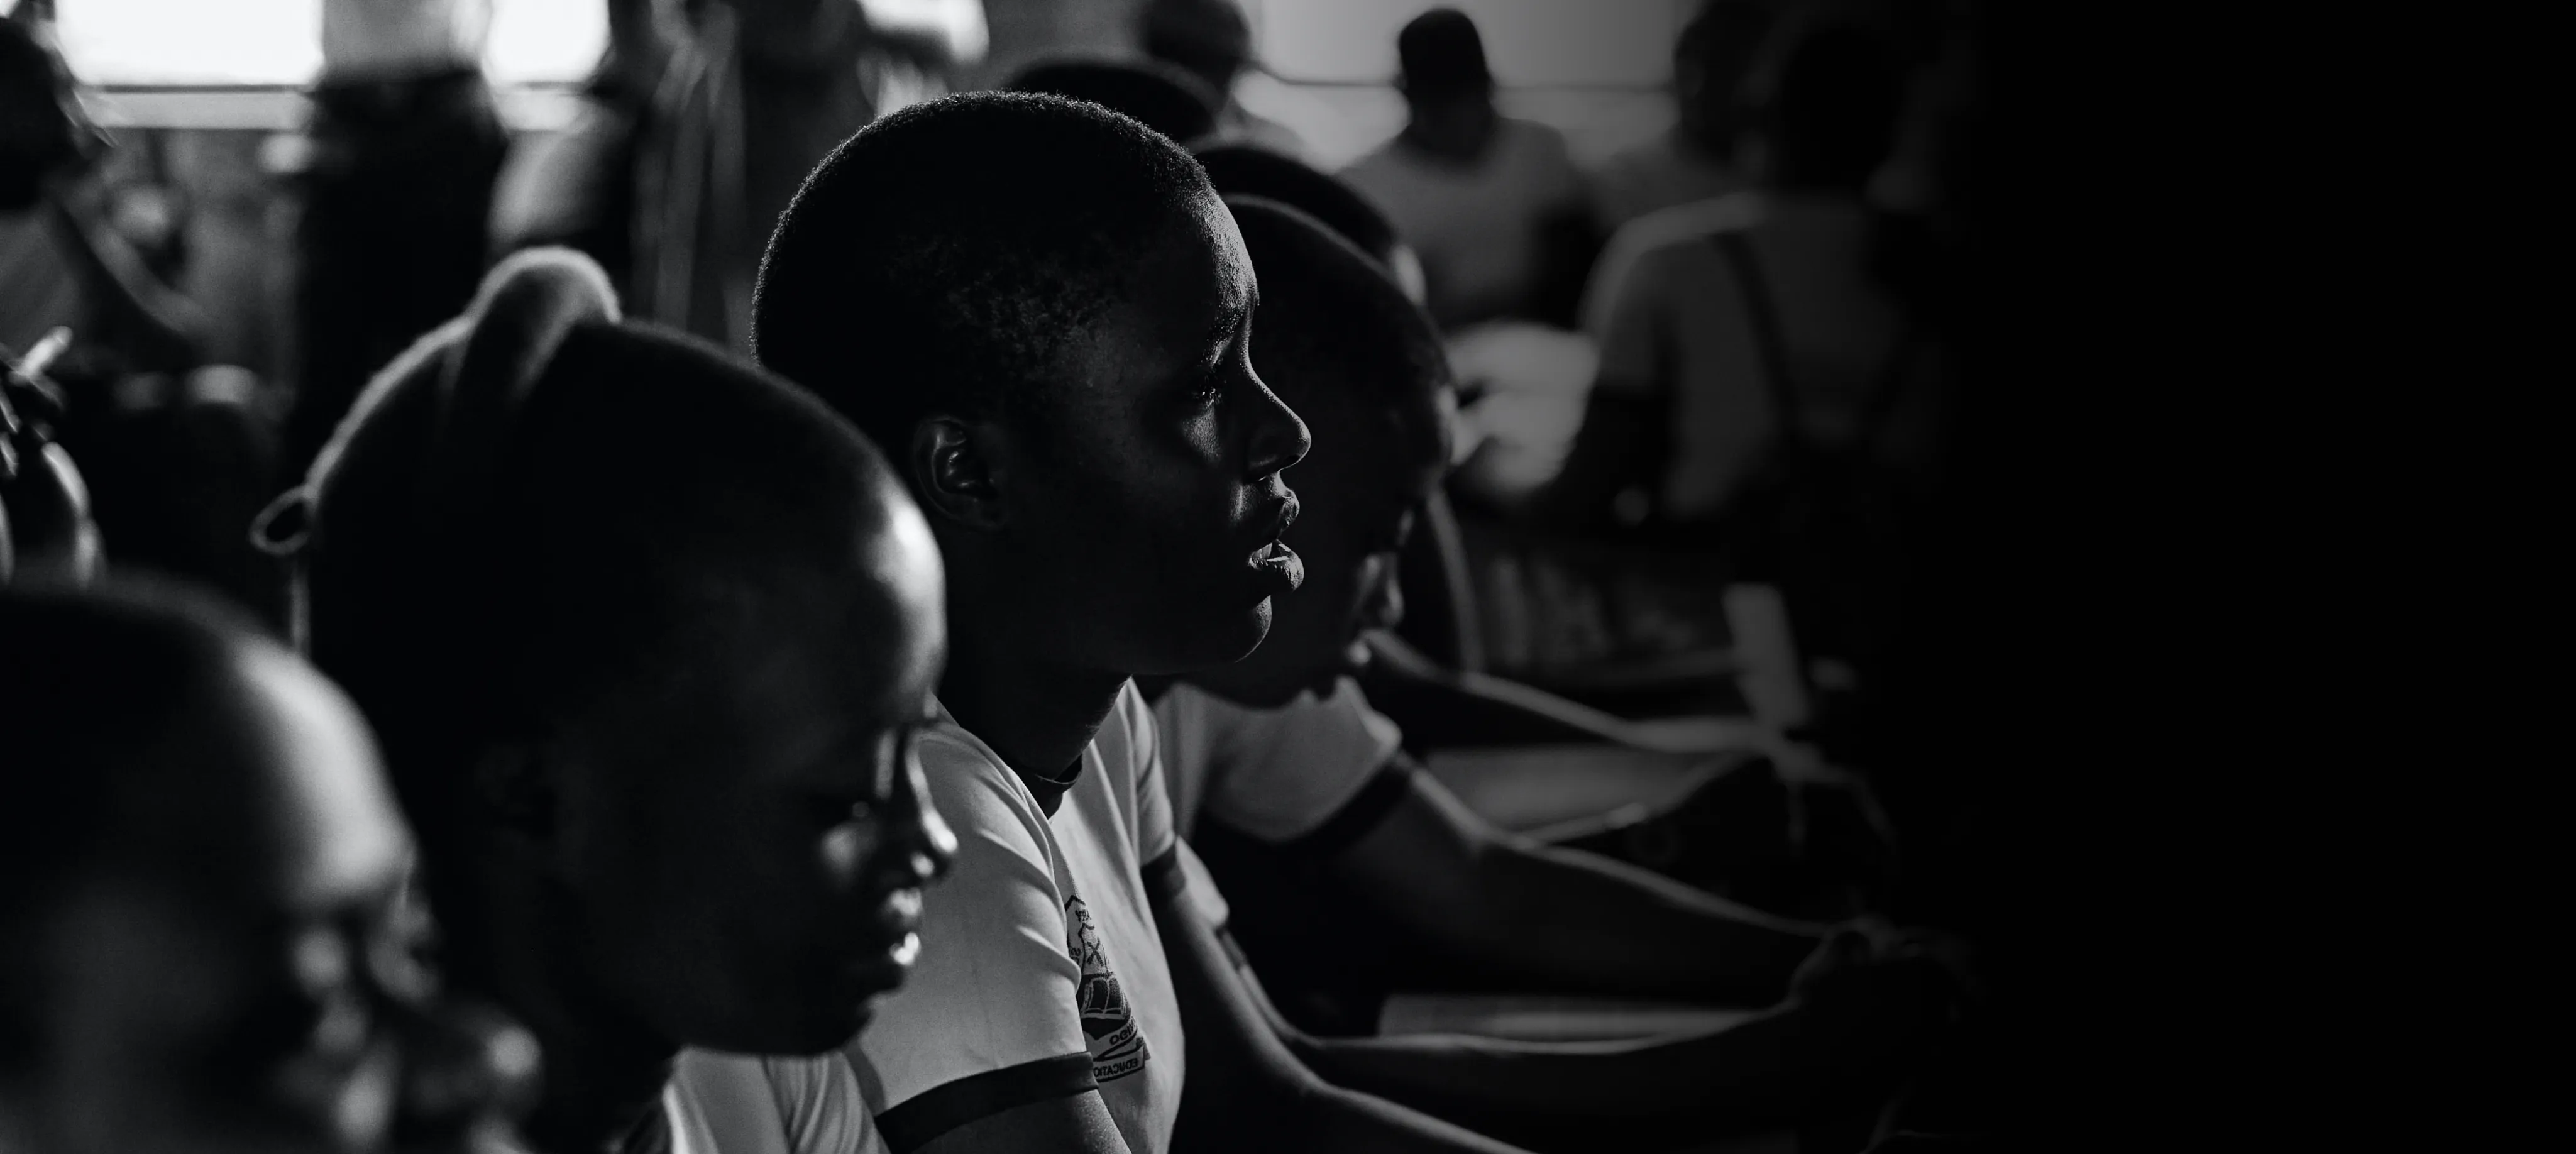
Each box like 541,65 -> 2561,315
1183,199 -> 1453,708
757,92 -> 1311,679
294,250 -> 954,1057
0,582 -> 529,1154
1191,142 -> 1429,305
1003,57 -> 1223,147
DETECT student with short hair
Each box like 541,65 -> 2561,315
756,90 -> 1536,1154
277,249 -> 956,1154
0,581 -> 533,1154
1151,196 -> 1960,1153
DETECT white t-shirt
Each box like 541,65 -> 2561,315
1151,678 -> 1404,845
845,683 -> 1184,1154
663,1050 -> 871,1154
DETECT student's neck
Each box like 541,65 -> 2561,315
460,873 -> 674,1154
942,624 -> 1130,790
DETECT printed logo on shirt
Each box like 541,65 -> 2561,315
1064,894 -> 1150,1082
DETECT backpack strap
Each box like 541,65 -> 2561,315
1717,224 -> 1924,463
1714,230 -> 1811,460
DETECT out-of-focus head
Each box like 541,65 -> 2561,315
1394,8 -> 1497,158
0,10 -> 105,211
0,581 -> 534,1154
1186,198 -> 1451,708
1191,142 -> 1428,305
1752,21 -> 1904,190
1003,56 -> 1222,147
290,250 -> 954,1057
757,92 -> 1313,679
1139,0 -> 1254,97
1674,0 -> 1781,157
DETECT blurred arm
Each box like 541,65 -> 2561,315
1323,765 -> 1827,1004
1151,857 -> 1534,1154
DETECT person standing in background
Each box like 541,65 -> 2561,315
493,0 -> 974,354
284,0 -> 509,483
1338,7 -> 1595,332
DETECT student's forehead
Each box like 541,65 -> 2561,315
1194,193 -> 1258,312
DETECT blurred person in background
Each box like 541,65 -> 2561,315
492,0 -> 983,354
4,1 -> 287,629
283,0 -> 509,485
1589,0 -> 1782,233
1340,7 -> 1596,334
0,582 -> 537,1154
1137,0 -> 1309,160
1526,16 -> 1944,783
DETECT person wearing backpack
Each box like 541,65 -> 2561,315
1524,17 -> 1950,747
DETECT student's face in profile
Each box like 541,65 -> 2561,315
999,192 -> 1312,676
1194,381 -> 1454,707
564,533 -> 955,1055
20,649 -> 531,1154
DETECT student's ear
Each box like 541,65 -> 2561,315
470,743 -> 556,841
909,416 -> 1009,531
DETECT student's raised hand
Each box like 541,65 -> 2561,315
322,0 -> 490,78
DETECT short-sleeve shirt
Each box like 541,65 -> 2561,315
845,683 -> 1184,1154
663,1052 -> 871,1154
1342,118 -> 1587,329
1150,678 -> 1404,845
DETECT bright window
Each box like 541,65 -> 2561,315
25,0 -> 603,87
1246,0 -> 1695,89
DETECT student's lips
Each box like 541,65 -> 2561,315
1247,498 -> 1304,592
1248,539 -> 1305,591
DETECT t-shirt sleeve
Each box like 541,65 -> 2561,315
847,739 -> 1095,1151
766,1054 -> 874,1154
1197,678 -> 1406,845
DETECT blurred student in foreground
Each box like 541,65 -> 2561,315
0,582 -> 534,1154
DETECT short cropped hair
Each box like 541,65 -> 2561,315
755,92 -> 1213,456
1004,57 -> 1221,147
1228,197 -> 1447,420
1194,143 -> 1404,273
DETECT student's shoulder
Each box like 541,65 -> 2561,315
1583,193 -> 1764,332
916,718 -> 1055,840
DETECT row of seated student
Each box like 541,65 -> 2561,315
6,90 -> 1981,1154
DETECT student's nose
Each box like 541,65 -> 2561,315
883,751 -> 957,887
1241,371 -> 1311,481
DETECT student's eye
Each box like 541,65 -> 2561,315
1189,371 -> 1226,408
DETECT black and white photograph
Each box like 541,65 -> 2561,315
4,2 -> 2106,1151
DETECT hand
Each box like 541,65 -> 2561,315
321,0 -> 490,77
1795,918 -> 1978,1008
